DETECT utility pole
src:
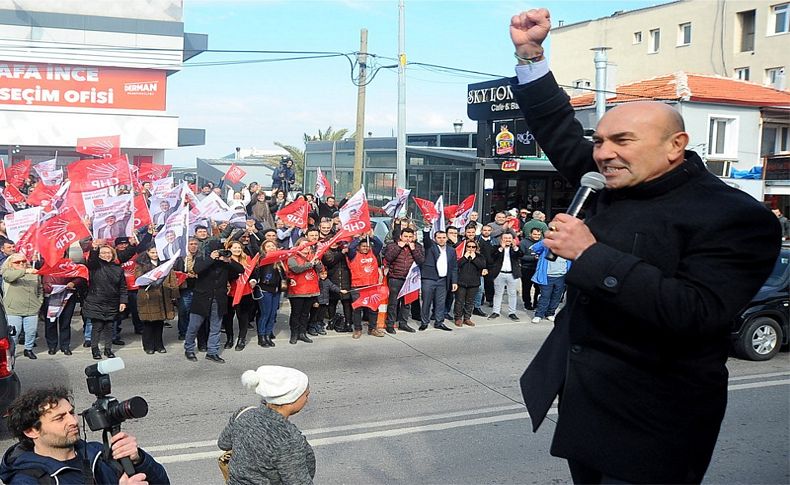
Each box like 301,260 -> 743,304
591,47 -> 610,122
353,28 -> 368,191
396,0 -> 407,190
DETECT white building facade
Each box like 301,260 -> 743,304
0,0 -> 205,167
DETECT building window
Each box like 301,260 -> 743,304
765,67 -> 785,88
762,125 -> 790,155
633,31 -> 642,44
704,160 -> 730,177
737,10 -> 756,51
708,116 -> 738,158
573,79 -> 592,89
678,22 -> 692,45
734,67 -> 750,81
648,29 -> 660,53
772,3 -> 789,34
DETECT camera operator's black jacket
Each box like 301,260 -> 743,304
190,244 -> 244,318
0,439 -> 170,484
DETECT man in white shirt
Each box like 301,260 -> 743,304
488,233 -> 521,321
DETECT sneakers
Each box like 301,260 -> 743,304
531,316 -> 542,324
547,316 -> 556,322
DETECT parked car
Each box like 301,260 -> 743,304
730,247 -> 790,361
0,300 -> 21,416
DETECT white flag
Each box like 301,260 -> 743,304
134,255 -> 179,287
431,195 -> 445,238
396,262 -> 422,304
383,188 -> 410,217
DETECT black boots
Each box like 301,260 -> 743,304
235,338 -> 245,351
297,333 -> 313,343
258,335 -> 275,348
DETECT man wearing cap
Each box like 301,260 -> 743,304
219,366 -> 315,484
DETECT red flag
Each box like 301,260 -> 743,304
455,241 -> 466,260
414,197 -> 439,222
315,167 -> 333,198
351,283 -> 389,310
223,163 -> 247,184
444,204 -> 459,220
0,160 -> 6,182
36,207 -> 91,265
259,249 -> 294,266
339,188 -> 371,235
173,271 -> 189,286
76,135 -> 121,158
15,223 -> 38,261
455,194 -> 476,217
276,198 -> 309,229
2,184 -> 26,205
67,156 -> 132,192
138,163 -> 172,182
38,258 -> 89,281
26,183 -> 59,208
233,254 -> 260,306
133,193 -> 152,230
7,160 -> 32,187
313,229 -> 354,261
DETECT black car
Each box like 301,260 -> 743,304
730,247 -> 790,361
0,299 -> 21,415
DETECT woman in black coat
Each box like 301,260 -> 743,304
454,241 -> 486,327
84,243 -> 128,360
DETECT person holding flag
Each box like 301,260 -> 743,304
134,247 -> 179,355
285,239 -> 323,345
83,242 -> 127,360
222,240 -> 258,351
419,220 -> 458,332
42,270 -> 87,356
346,234 -> 384,339
256,240 -> 287,348
2,254 -> 43,360
382,226 -> 425,334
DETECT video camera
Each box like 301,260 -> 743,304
81,358 -> 148,476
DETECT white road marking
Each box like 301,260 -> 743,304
150,376 -> 790,464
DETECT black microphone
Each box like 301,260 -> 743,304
545,171 -> 606,261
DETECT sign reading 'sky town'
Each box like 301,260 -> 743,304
0,61 -> 167,110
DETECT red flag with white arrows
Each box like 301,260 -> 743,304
76,135 -> 121,158
2,184 -> 26,206
339,188 -> 371,235
138,163 -> 172,182
276,198 -> 309,229
455,240 -> 466,260
25,183 -> 59,208
15,223 -> 38,261
173,271 -> 189,287
67,156 -> 132,192
313,228 -> 354,261
414,197 -> 439,223
7,159 -> 32,187
38,258 -> 89,281
315,167 -> 333,198
351,283 -> 389,311
233,253 -> 260,306
36,207 -> 91,265
223,163 -> 247,184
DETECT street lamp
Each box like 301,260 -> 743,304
453,120 -> 464,133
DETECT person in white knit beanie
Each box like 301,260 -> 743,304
219,365 -> 315,484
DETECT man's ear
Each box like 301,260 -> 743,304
23,428 -> 40,441
668,131 -> 689,163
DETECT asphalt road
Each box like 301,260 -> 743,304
1,307 -> 788,485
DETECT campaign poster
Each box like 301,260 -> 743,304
92,194 -> 133,240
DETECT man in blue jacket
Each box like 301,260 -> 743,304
419,225 -> 458,331
0,387 -> 169,484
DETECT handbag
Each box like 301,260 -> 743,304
218,406 -> 257,482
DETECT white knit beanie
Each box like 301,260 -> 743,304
241,365 -> 309,405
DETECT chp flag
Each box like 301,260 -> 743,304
7,159 -> 33,187
413,197 -> 439,223
36,207 -> 91,265
432,195 -> 446,238
38,258 -> 89,281
233,253 -> 261,306
223,163 -> 247,185
315,167 -> 333,198
396,262 -> 421,305
339,187 -> 371,235
276,198 -> 310,230
4,207 -> 41,241
351,283 -> 389,311
76,135 -> 121,158
67,156 -> 132,192
45,285 -> 75,321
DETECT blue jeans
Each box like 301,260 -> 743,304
185,299 -> 222,355
535,275 -> 566,318
474,277 -> 484,308
257,291 -> 280,336
8,315 -> 37,351
83,317 -> 92,341
177,289 -> 194,338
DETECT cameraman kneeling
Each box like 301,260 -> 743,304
0,387 -> 169,484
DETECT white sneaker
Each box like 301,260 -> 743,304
547,316 -> 556,322
531,317 -> 541,324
